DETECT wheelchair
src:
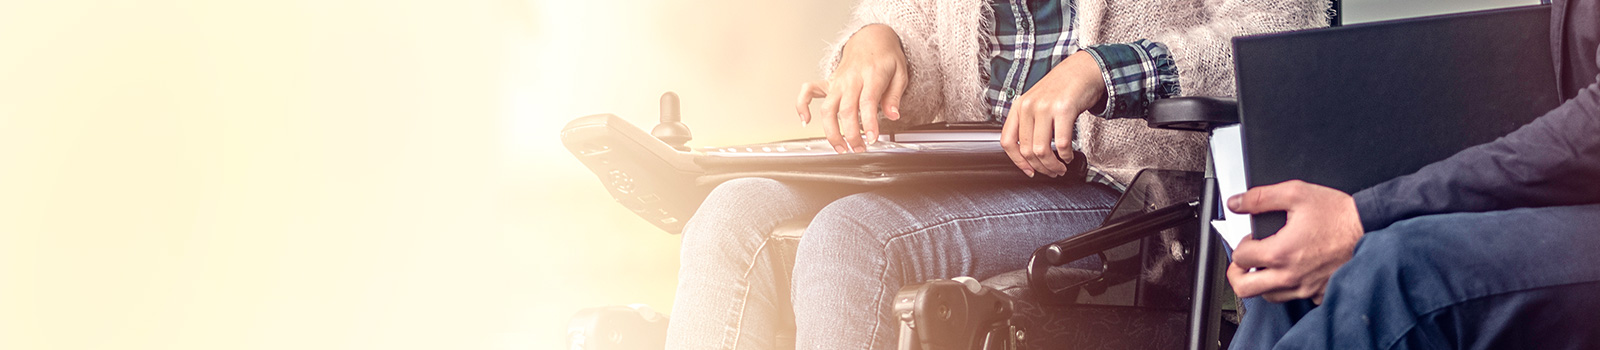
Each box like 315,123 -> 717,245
562,91 -> 1242,350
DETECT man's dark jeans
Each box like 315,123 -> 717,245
1231,203 -> 1600,349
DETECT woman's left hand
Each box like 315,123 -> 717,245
1001,51 -> 1107,177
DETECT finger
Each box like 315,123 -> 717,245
1032,105 -> 1067,177
837,78 -> 866,153
1228,266 -> 1294,300
858,74 -> 885,143
820,84 -> 847,154
1053,111 -> 1075,166
883,68 -> 908,121
1262,287 -> 1316,304
1228,234 -> 1281,269
795,81 -> 827,126
1001,112 -> 1035,177
1227,180 -> 1308,214
1016,105 -> 1048,175
1227,262 -> 1253,297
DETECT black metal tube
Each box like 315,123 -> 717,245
1188,149 -> 1222,350
1026,201 -> 1197,299
1047,203 -> 1196,265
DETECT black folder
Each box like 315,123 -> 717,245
1233,5 -> 1560,238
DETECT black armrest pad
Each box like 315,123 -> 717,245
1147,97 -> 1238,132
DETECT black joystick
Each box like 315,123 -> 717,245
652,92 -> 693,151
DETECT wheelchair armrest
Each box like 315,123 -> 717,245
1147,97 -> 1238,132
1026,200 -> 1199,301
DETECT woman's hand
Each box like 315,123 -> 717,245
1001,51 -> 1106,177
796,24 -> 909,154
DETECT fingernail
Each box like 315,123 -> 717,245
866,132 -> 878,144
1023,169 -> 1035,177
1227,195 -> 1242,210
833,146 -> 846,154
888,107 -> 900,120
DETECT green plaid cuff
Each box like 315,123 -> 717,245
1083,40 -> 1182,119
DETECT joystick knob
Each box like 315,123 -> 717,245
652,92 -> 693,151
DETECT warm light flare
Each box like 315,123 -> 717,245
2,0 -> 850,349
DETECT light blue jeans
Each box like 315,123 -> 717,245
665,177 -> 1119,350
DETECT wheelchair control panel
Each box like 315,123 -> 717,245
561,92 -> 1028,234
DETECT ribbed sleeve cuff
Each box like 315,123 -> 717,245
1082,40 -> 1182,119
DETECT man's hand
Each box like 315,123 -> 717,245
796,24 -> 909,154
1226,180 -> 1365,304
1001,51 -> 1105,177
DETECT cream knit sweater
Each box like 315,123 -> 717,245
823,0 -> 1328,184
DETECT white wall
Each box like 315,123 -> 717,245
1,1 -> 860,350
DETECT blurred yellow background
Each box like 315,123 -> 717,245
0,0 -> 852,349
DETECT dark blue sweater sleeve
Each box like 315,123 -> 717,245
1352,75 -> 1600,232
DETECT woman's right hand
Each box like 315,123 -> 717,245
795,23 -> 910,154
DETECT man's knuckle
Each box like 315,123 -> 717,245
1259,249 -> 1284,266
1284,185 -> 1307,202
1273,274 -> 1298,289
1247,190 -> 1268,208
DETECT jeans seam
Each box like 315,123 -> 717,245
881,206 -> 1112,241
864,206 -> 1112,349
726,234 -> 778,350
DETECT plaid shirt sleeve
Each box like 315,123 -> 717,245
1082,40 -> 1181,119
